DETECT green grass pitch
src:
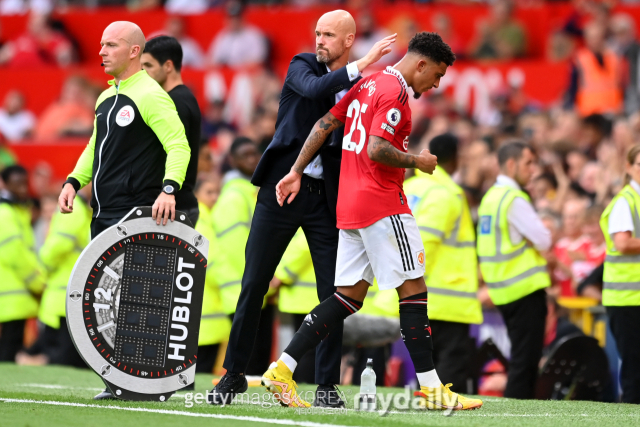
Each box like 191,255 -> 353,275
1,363 -> 639,427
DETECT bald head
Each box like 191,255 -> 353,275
100,21 -> 146,80
104,21 -> 146,54
315,10 -> 356,66
318,10 -> 356,37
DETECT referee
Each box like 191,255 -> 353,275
58,21 -> 190,233
56,21 -> 190,400
142,35 -> 202,225
209,10 -> 395,407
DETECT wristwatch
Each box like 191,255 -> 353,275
163,184 -> 175,195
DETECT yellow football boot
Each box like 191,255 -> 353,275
414,383 -> 483,410
261,360 -> 311,408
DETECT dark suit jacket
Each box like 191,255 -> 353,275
251,53 -> 361,216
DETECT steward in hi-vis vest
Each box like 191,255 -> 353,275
599,145 -> 640,404
404,133 -> 481,392
477,142 -> 551,399
0,166 -> 44,362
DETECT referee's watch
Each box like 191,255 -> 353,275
162,181 -> 178,195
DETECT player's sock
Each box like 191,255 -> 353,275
280,352 -> 298,373
399,291 -> 442,388
280,292 -> 363,372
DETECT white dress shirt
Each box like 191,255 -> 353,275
608,180 -> 640,239
303,62 -> 360,180
496,175 -> 552,251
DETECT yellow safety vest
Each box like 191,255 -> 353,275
196,203 -> 232,346
600,185 -> 640,307
210,173 -> 258,314
274,230 -> 320,314
38,197 -> 91,329
0,200 -> 44,323
477,184 -> 550,306
404,167 -> 482,324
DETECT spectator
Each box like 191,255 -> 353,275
150,16 -> 205,69
0,134 -> 16,170
208,1 -> 268,69
0,90 -> 35,142
470,0 -> 526,60
564,21 -> 623,117
553,198 -> 592,296
33,76 -> 96,141
165,0 -> 209,15
0,13 -> 75,67
0,0 -> 52,15
609,14 -> 640,117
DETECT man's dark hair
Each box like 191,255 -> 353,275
408,32 -> 456,67
1,165 -> 27,183
144,36 -> 183,72
230,136 -> 255,156
497,141 -> 532,167
582,113 -> 612,139
429,133 -> 458,165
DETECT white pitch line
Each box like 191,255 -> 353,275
0,398 -> 362,427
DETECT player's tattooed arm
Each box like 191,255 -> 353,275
291,112 -> 344,175
368,136 -> 438,174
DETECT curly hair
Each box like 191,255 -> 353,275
407,32 -> 456,66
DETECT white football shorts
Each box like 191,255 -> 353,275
335,213 -> 426,291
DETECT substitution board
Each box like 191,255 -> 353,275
66,207 -> 208,401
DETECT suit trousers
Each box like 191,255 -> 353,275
430,320 -> 472,393
223,176 -> 342,385
607,305 -> 640,403
496,289 -> 547,399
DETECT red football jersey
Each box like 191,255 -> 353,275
330,66 -> 413,230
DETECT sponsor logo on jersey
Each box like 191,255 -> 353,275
381,123 -> 395,135
116,105 -> 135,127
403,136 -> 409,151
416,249 -> 425,267
386,108 -> 401,126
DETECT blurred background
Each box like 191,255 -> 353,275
0,0 -> 636,403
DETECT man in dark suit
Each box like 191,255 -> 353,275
209,9 -> 395,407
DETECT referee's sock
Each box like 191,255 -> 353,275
400,292 -> 442,388
279,292 -> 363,373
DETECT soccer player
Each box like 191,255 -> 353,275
268,32 -> 482,410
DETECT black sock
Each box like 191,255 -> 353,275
399,292 -> 435,373
284,292 -> 362,362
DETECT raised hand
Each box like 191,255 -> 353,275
356,33 -> 397,72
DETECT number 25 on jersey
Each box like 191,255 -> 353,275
343,99 -> 368,154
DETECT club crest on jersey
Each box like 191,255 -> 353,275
387,108 -> 401,126
116,105 -> 135,127
416,249 -> 425,267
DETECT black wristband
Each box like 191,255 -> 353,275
63,177 -> 81,193
162,180 -> 180,194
